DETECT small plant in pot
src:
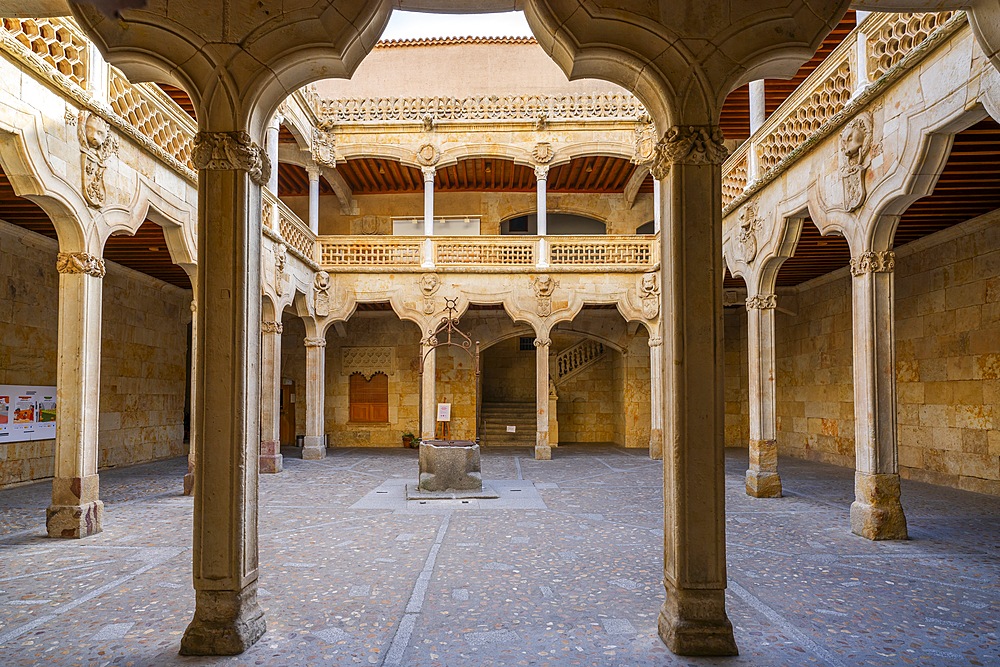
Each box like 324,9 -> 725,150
401,430 -> 417,448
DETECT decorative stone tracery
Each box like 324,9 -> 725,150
191,131 -> 270,187
56,251 -> 106,278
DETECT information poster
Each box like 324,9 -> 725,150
0,385 -> 57,443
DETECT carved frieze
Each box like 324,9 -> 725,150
419,273 -> 441,315
532,142 -> 553,164
77,110 -> 118,208
850,250 -> 895,276
745,294 -> 777,310
736,199 -> 763,263
342,346 -> 394,379
532,274 -> 557,317
639,271 -> 660,319
191,131 -> 271,187
314,271 -> 331,318
839,112 -> 873,212
311,127 -> 337,168
56,251 -> 105,278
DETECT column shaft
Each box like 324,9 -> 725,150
259,322 -> 283,473
656,127 -> 738,656
745,297 -> 781,497
653,180 -> 662,233
181,130 -> 266,655
534,338 -> 551,460
422,167 -> 435,236
421,341 -> 436,440
749,80 -> 766,135
184,297 -> 198,495
648,336 -> 663,460
47,254 -> 105,538
850,253 -> 907,539
265,117 -> 279,194
302,337 -> 327,459
307,166 -> 320,235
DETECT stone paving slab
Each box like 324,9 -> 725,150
0,446 -> 997,666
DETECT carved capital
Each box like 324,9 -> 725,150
654,125 -> 728,167
534,165 -> 549,181
192,131 -> 271,187
421,166 -> 436,182
745,294 -> 777,310
56,252 -> 105,278
850,250 -> 895,276
648,336 -> 663,348
534,338 -> 551,349
261,321 -> 283,334
304,337 -> 327,348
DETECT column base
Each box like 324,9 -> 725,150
658,583 -> 738,656
180,585 -> 266,656
534,444 -> 551,460
46,499 -> 104,538
851,471 -> 908,540
302,436 -> 326,460
745,471 -> 782,498
649,428 -> 663,460
259,439 -> 283,473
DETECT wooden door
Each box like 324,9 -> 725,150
279,379 -> 296,445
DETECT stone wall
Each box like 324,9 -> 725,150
724,307 -> 750,447
557,349 -> 623,445
622,333 -> 652,449
725,213 -> 1000,495
0,222 -> 191,488
482,337 -> 534,404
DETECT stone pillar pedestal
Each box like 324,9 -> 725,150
180,587 -> 266,656
851,471 -> 907,540
48,252 -> 106,538
658,585 -> 738,656
850,250 -> 907,540
746,439 -> 782,497
535,337 -> 551,460
302,335 -> 327,460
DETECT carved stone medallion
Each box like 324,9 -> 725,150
532,142 -> 553,164
417,143 -> 439,166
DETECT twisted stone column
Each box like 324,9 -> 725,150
47,251 -> 106,538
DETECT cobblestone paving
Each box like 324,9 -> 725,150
0,446 -> 997,666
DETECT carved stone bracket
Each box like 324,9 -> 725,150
304,337 -> 327,348
653,125 -> 729,169
745,294 -> 777,310
56,251 -> 106,278
191,131 -> 271,187
850,250 -> 895,276
261,321 -> 283,334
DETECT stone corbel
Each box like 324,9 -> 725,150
653,125 -> 729,168
192,131 -> 271,187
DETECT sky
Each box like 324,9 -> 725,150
380,11 -> 534,40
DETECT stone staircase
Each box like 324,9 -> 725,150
480,401 -> 535,447
554,338 -> 606,385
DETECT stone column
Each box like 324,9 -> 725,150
307,164 -> 321,235
47,251 -> 106,538
181,130 -> 267,655
302,336 -> 327,460
421,338 -> 436,440
654,126 -> 738,655
265,115 -> 280,194
548,380 -> 559,447
534,337 -> 552,460
745,294 -> 782,497
535,165 -> 549,269
653,180 -> 662,233
184,298 -> 198,495
749,80 -> 766,135
648,335 -> 663,460
259,321 -> 283,473
850,250 -> 908,540
422,167 -> 436,268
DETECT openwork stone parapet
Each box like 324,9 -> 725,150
303,337 -> 327,348
850,250 -> 895,276
745,294 -> 777,310
56,251 -> 106,278
192,131 -> 270,187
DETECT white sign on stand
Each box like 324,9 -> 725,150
436,403 -> 452,422
0,385 -> 57,443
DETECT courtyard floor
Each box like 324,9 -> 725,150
0,445 -> 997,667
